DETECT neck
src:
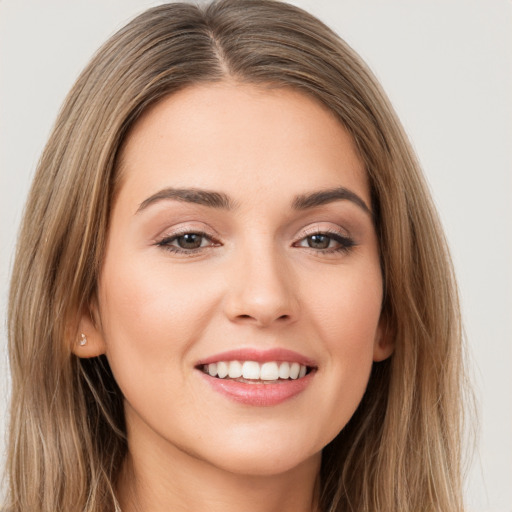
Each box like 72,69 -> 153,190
116,423 -> 321,512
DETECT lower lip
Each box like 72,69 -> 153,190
198,371 -> 315,406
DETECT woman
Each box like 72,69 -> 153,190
4,1 -> 466,510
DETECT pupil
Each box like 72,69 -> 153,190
308,234 -> 330,249
178,233 -> 202,249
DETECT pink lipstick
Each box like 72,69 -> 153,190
196,348 -> 317,406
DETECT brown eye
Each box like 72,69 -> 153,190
306,234 -> 331,249
175,233 -> 204,249
156,231 -> 217,254
295,231 -> 355,255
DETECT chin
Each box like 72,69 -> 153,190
188,427 -> 325,478
208,448 -> 321,478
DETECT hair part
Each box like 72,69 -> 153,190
5,1 -> 468,511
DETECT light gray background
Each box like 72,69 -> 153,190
1,1 -> 511,510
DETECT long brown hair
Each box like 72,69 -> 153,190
5,1 -> 467,510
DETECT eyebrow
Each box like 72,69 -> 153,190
136,186 -> 371,216
292,187 -> 372,215
136,187 -> 234,213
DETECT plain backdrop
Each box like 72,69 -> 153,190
0,1 -> 511,510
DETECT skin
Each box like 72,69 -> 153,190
77,82 -> 393,512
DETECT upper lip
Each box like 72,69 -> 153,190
196,348 -> 317,368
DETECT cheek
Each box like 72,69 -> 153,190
98,253 -> 219,347
309,260 -> 383,350
96,259 -> 214,431
305,264 -> 383,435
96,258 -> 188,386
96,251 -> 233,411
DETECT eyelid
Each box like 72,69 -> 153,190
152,221 -> 356,257
292,223 -> 356,254
153,222 -> 218,242
152,221 -> 223,256
296,223 -> 351,240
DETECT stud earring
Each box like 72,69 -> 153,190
79,333 -> 87,346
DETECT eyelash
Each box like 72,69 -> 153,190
155,229 -> 355,256
155,230 -> 220,256
293,229 -> 355,255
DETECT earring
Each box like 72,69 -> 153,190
79,333 -> 87,346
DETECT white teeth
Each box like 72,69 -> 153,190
242,361 -> 260,380
289,362 -> 300,379
228,360 -> 242,379
217,361 -> 228,378
278,362 -> 290,379
208,363 -> 217,377
260,362 -> 279,381
202,360 -> 309,381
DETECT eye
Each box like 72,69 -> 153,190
304,234 -> 333,249
156,231 -> 218,254
173,233 -> 208,249
295,231 -> 355,254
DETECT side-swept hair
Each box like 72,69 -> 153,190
5,1 -> 466,510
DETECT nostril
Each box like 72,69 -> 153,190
238,314 -> 291,322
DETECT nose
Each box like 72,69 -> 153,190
223,246 -> 299,328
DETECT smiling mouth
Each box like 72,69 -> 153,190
199,360 -> 314,383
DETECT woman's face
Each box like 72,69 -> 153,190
82,83 -> 391,477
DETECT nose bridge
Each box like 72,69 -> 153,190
224,235 -> 298,327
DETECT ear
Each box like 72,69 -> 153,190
373,315 -> 394,362
71,303 -> 107,359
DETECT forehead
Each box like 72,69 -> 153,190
116,82 -> 369,209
